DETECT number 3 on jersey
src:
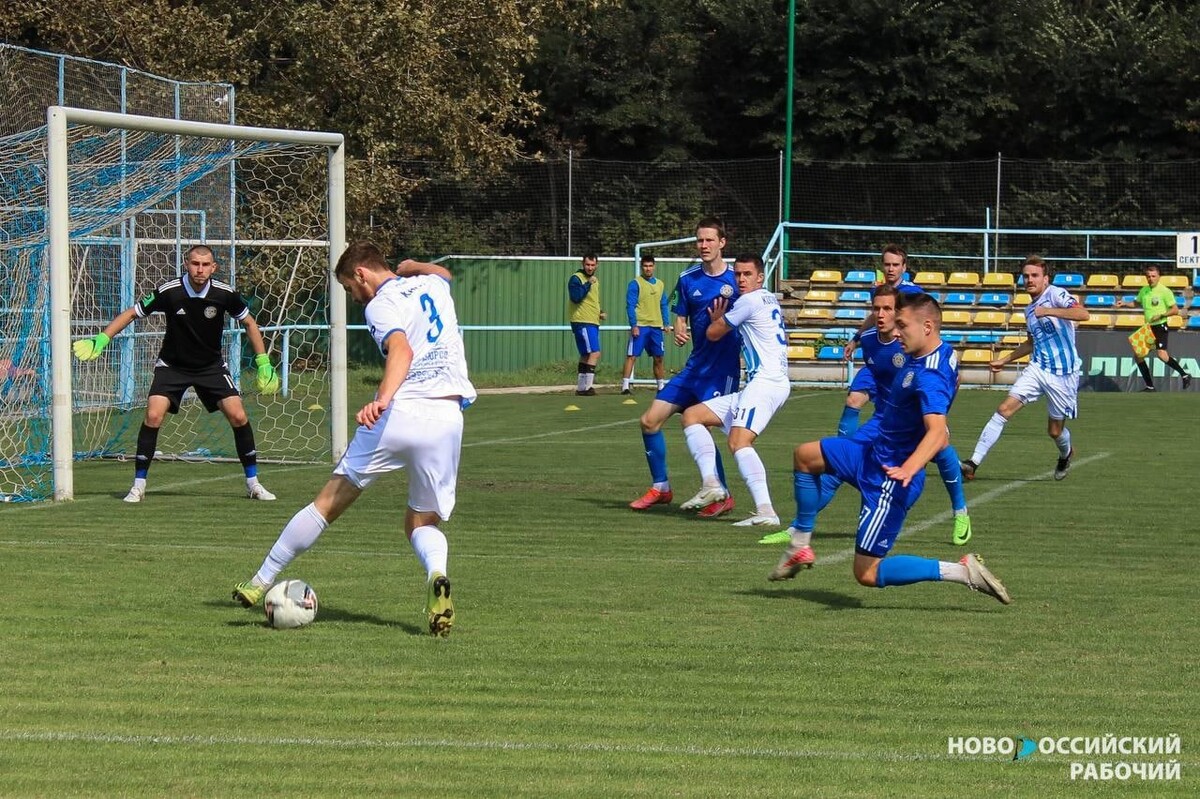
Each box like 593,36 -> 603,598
420,293 -> 444,342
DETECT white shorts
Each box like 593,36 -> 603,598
333,397 -> 464,519
1009,363 -> 1080,420
702,377 -> 791,436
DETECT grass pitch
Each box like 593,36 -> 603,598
1,387 -> 1195,796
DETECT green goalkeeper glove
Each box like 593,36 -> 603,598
72,332 -> 111,361
254,353 -> 280,394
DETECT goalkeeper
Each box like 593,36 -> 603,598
73,245 -> 280,503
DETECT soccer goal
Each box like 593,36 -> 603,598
0,106 -> 346,502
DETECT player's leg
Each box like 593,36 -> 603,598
680,400 -> 729,509
840,376 -> 873,437
631,388 -> 685,509
621,330 -> 642,394
932,435 -> 971,545
572,323 -> 599,395
214,392 -> 275,500
233,474 -> 361,607
1043,373 -> 1078,480
727,380 -> 790,526
1154,328 -> 1190,384
768,437 -> 845,578
647,329 -> 667,390
126,366 -> 187,502
962,378 -> 1031,478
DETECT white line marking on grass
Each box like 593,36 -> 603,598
815,451 -> 1113,566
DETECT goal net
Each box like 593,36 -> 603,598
1,107 -> 345,501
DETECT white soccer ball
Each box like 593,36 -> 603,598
263,579 -> 318,629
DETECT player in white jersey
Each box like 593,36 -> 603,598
233,241 -> 476,637
961,255 -> 1089,482
680,255 -> 791,526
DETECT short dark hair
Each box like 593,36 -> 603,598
335,240 -> 390,280
734,253 -> 764,272
582,253 -> 598,263
640,254 -> 656,265
873,284 -> 899,299
897,290 -> 942,324
185,244 -> 215,261
696,215 -> 726,240
1022,254 -> 1051,278
1144,263 -> 1161,275
881,243 -> 907,264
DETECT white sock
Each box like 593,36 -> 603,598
245,476 -> 261,489
410,525 -> 449,579
653,481 -> 671,492
583,371 -> 595,390
132,477 -> 147,491
734,447 -> 773,513
971,412 -> 1009,464
656,379 -> 665,390
254,502 -> 328,586
576,372 -> 587,392
683,423 -> 719,483
939,560 -> 969,585
790,529 -> 813,548
1053,428 -> 1072,457
621,377 -> 630,391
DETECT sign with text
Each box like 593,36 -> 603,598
1177,232 -> 1200,269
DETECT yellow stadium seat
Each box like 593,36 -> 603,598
1081,313 -> 1113,328
804,289 -> 837,304
972,311 -> 1008,327
1014,292 -> 1032,305
914,271 -> 945,286
1001,334 -> 1025,345
960,348 -> 994,364
1159,274 -> 1188,289
981,272 -> 1016,287
1168,315 -> 1184,329
1122,274 -> 1147,288
788,331 -> 821,342
810,269 -> 842,284
947,271 -> 981,287
942,310 -> 972,326
787,345 -> 816,361
795,307 -> 834,322
1114,315 -> 1144,328
1008,312 -> 1025,327
999,349 -> 1030,364
1086,274 -> 1119,289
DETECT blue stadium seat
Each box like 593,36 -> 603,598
818,345 -> 844,360
941,332 -> 965,344
925,291 -> 941,302
1122,295 -> 1138,305
967,332 -> 1003,344
1189,316 -> 1200,330
834,308 -> 868,321
1084,294 -> 1115,307
943,292 -> 976,306
1194,274 -> 1200,289
1190,296 -> 1200,309
838,290 -> 871,304
1052,273 -> 1084,288
977,292 -> 1011,307
845,270 -> 876,284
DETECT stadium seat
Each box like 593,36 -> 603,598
942,310 -> 972,326
925,291 -> 941,302
1052,273 -> 1084,288
981,272 -> 1016,288
1008,312 -> 1025,327
1086,274 -> 1119,289
1080,313 -> 1113,328
943,292 -> 976,306
947,272 -> 981,287
835,308 -> 868,321
1084,294 -> 1115,307
960,348 -> 994,364
818,345 -> 844,360
1114,315 -> 1144,328
1194,274 -> 1200,289
844,270 -> 876,284
810,269 -> 842,284
1014,292 -> 1032,305
804,289 -> 837,304
1168,315 -> 1183,329
941,332 -> 965,344
1159,274 -> 1188,289
1189,315 -> 1200,330
1121,274 -> 1147,288
788,331 -> 822,342
999,349 -> 1030,364
972,311 -> 1007,327
1190,296 -> 1200,309
913,271 -> 946,286
838,290 -> 871,304
1001,334 -> 1025,345
967,332 -> 1002,344
795,307 -> 834,322
787,345 -> 816,361
978,292 -> 1011,307
1121,295 -> 1138,305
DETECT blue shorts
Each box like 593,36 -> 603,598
848,415 -> 881,444
819,436 -> 926,558
848,367 -> 876,400
627,327 -> 665,358
656,365 -> 739,409
571,323 -> 601,357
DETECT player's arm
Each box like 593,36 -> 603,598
990,338 -> 1033,372
238,312 -> 268,358
883,413 -> 948,487
72,306 -> 138,360
844,315 -> 874,359
659,285 -> 670,329
626,279 -> 639,334
567,274 -> 590,303
705,296 -> 736,341
358,330 -> 412,429
237,309 -> 280,393
395,258 -> 452,281
1034,302 -> 1088,322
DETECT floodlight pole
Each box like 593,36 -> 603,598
782,0 -> 797,284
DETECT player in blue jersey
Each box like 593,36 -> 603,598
961,254 -> 1089,481
629,217 -> 741,517
761,283 -> 974,547
768,293 -> 1011,604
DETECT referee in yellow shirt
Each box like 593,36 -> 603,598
1115,264 -> 1193,391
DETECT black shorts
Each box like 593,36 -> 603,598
148,363 -> 240,414
1151,323 -> 1170,351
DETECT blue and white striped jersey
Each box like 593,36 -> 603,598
1023,285 -> 1082,375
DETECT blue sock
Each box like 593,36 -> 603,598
837,406 -> 860,437
792,471 -> 820,531
875,555 -> 942,587
934,445 -> 967,513
715,448 -> 729,492
817,473 -> 842,513
642,431 -> 669,484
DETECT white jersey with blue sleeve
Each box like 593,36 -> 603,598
721,287 -> 788,383
873,342 -> 958,467
364,274 -> 477,405
1024,286 -> 1081,375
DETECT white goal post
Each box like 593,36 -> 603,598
45,106 -> 347,500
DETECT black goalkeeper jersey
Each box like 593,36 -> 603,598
134,278 -> 250,370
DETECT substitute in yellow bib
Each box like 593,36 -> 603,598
1115,264 -> 1193,391
620,254 -> 670,394
567,253 -> 605,395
